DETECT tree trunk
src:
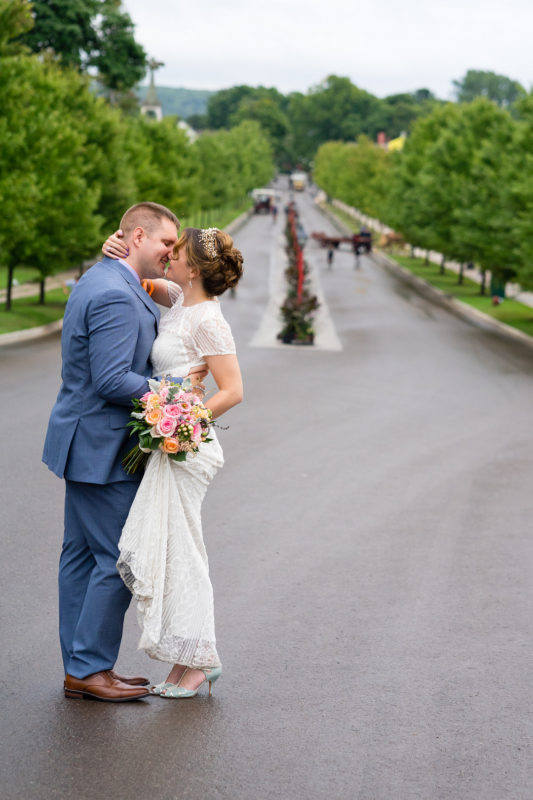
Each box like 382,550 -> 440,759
457,262 -> 464,285
39,277 -> 45,305
425,249 -> 430,265
439,253 -> 446,275
5,263 -> 15,311
410,244 -> 415,258
480,270 -> 486,296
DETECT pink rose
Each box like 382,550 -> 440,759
159,386 -> 169,403
164,404 -> 182,418
192,424 -> 202,443
156,415 -> 177,437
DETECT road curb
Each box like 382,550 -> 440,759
0,318 -> 63,348
225,207 -> 254,236
373,251 -> 533,353
0,209 -> 254,349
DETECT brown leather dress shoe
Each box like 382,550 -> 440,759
110,670 -> 150,687
64,670 -> 150,702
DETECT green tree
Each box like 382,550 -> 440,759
453,69 -> 526,108
385,99 -> 519,291
91,2 -> 147,97
193,121 -> 274,210
129,116 -> 199,218
0,0 -> 33,54
288,75 -> 381,165
0,55 -> 103,308
20,0 -> 147,93
230,96 -> 290,161
21,0 -> 98,67
446,100 -> 517,289
207,85 -> 287,130
314,136 -> 390,220
384,106 -> 460,257
186,113 -> 208,130
511,93 -> 533,288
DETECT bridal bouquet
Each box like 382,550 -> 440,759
122,377 -> 213,474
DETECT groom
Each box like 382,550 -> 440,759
44,202 -> 192,702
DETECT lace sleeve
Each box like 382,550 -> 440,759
194,315 -> 236,357
166,281 -> 182,305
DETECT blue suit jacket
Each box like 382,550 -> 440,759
43,258 -> 160,484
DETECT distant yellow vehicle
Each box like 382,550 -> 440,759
290,172 -> 307,191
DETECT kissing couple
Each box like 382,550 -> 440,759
43,201 -> 243,701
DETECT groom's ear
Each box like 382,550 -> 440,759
132,226 -> 146,248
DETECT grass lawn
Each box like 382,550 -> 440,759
391,254 -> 533,339
180,199 -> 253,231
0,288 -> 68,335
0,265 -> 41,289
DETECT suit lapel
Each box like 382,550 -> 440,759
104,258 -> 161,327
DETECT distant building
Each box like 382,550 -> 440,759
140,58 -> 163,121
387,135 -> 406,152
376,131 -> 406,152
177,120 -> 198,143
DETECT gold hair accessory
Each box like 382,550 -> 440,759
198,228 -> 218,260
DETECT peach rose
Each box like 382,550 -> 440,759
142,392 -> 160,406
145,407 -> 163,425
162,437 -> 180,454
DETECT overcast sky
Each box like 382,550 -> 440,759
123,0 -> 532,99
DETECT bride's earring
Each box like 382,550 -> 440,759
188,279 -> 193,289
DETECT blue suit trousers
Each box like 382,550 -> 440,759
59,480 -> 140,678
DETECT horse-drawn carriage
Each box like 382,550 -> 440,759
251,188 -> 279,214
311,230 -> 372,254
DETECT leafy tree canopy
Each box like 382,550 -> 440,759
20,0 -> 147,92
206,84 -> 286,129
453,69 -> 526,108
0,0 -> 33,55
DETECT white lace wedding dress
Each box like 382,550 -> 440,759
117,282 -> 235,668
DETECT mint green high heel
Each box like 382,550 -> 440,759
160,667 -> 222,698
149,681 -> 174,695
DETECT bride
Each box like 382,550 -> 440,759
103,225 -> 243,698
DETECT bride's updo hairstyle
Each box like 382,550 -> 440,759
175,227 -> 243,296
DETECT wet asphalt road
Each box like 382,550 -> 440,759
2,185 -> 533,800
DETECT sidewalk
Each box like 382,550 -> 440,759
330,198 -> 533,310
0,264 -> 93,303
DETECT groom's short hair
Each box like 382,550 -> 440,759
120,202 -> 179,237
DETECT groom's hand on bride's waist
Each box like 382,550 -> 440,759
153,366 -> 208,395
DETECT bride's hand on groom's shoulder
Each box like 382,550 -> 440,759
102,229 -> 128,260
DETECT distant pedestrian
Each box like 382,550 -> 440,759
271,203 -> 278,222
327,247 -> 334,269
62,276 -> 78,295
